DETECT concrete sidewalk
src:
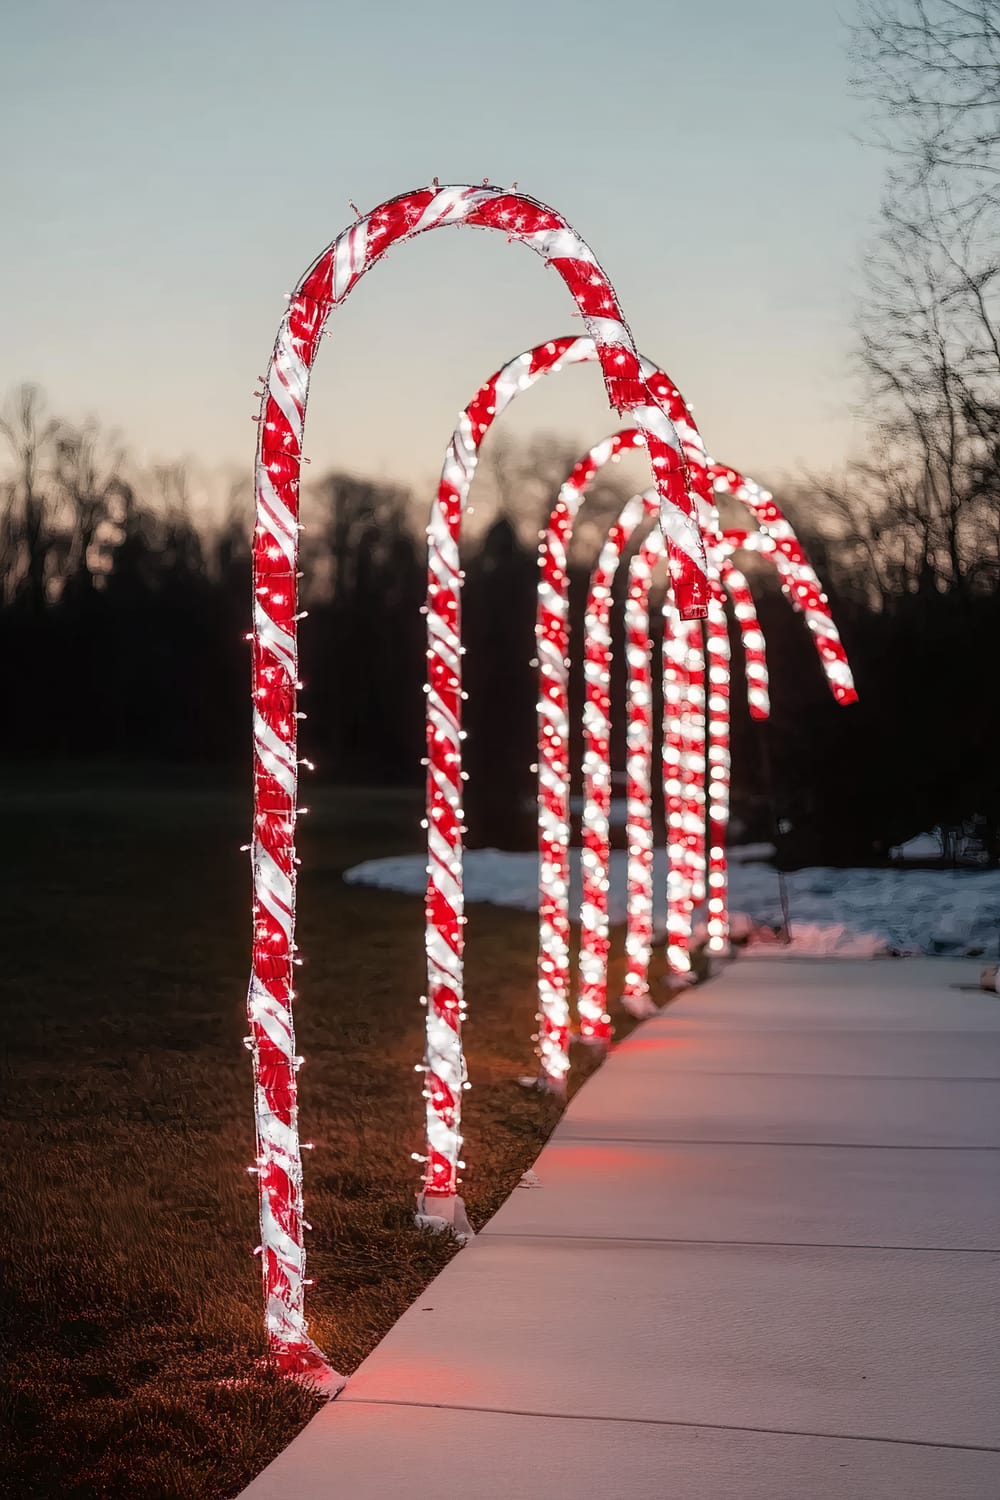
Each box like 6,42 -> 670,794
241,958 -> 1000,1498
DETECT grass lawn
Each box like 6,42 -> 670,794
0,768 -> 655,1499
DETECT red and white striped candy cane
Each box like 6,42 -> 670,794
661,601 -> 695,974
540,384 -> 716,1051
682,619 -> 707,911
723,527 -> 858,704
717,549 -> 769,720
618,528 -> 765,971
712,467 -> 857,705
581,490 -> 660,1027
250,185 -> 709,1380
536,429 -> 649,1076
617,529 -> 741,1002
621,535 -> 659,1015
536,368 -> 716,1061
430,339 -> 714,1095
704,584 -> 732,952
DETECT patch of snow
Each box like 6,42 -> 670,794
344,849 -> 1000,959
728,842 -> 777,864
739,921 -> 891,959
890,830 -> 943,861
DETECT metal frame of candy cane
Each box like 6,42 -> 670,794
430,340 -> 717,1096
248,185 -> 712,1385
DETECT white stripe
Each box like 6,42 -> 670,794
256,463 -> 297,564
332,222 -> 367,301
588,315 -> 632,349
413,185 -> 492,233
523,227 -> 597,263
267,351 -> 304,443
254,599 -> 297,676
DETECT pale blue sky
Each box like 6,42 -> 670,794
1,0 -> 882,492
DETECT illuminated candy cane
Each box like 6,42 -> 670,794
539,386 -> 717,1061
432,338 -> 717,1091
250,185 -> 709,1384
661,602 -> 695,974
618,533 -> 703,981
621,535 -> 659,1014
704,586 -> 732,952
723,527 -> 857,704
581,490 -> 660,1028
683,618 -> 707,910
618,531 -> 738,1007
535,429 -> 649,1079
628,512 -> 851,975
541,410 -> 717,1055
614,530 -> 765,977
712,467 -> 857,705
718,550 -> 769,720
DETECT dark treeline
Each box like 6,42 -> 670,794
0,376 -> 998,865
7,0 -> 1000,863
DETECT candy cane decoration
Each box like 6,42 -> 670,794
682,619 -> 707,910
249,185 -> 710,1383
431,338 -> 718,1093
723,527 -> 857,704
617,552 -> 766,989
617,535 -> 709,983
535,429 -> 649,1080
662,603 -> 696,974
536,392 -> 717,1056
621,515 -> 854,977
712,468 -> 857,705
704,585 -> 733,952
719,551 -> 769,720
581,490 -> 661,1028
622,536 -> 658,1014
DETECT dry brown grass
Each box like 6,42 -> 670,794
0,770 -> 648,1499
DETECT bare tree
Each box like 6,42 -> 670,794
0,384 -> 60,608
846,1 -> 1000,599
52,419 -> 132,593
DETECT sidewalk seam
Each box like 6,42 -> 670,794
335,1397 -> 1000,1454
479,1231 -> 1000,1254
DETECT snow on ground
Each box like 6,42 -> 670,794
890,830 -> 943,861
344,848 -> 1000,958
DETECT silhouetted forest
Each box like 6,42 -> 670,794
1,379 -> 998,865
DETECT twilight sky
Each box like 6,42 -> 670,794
2,0 -> 883,494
